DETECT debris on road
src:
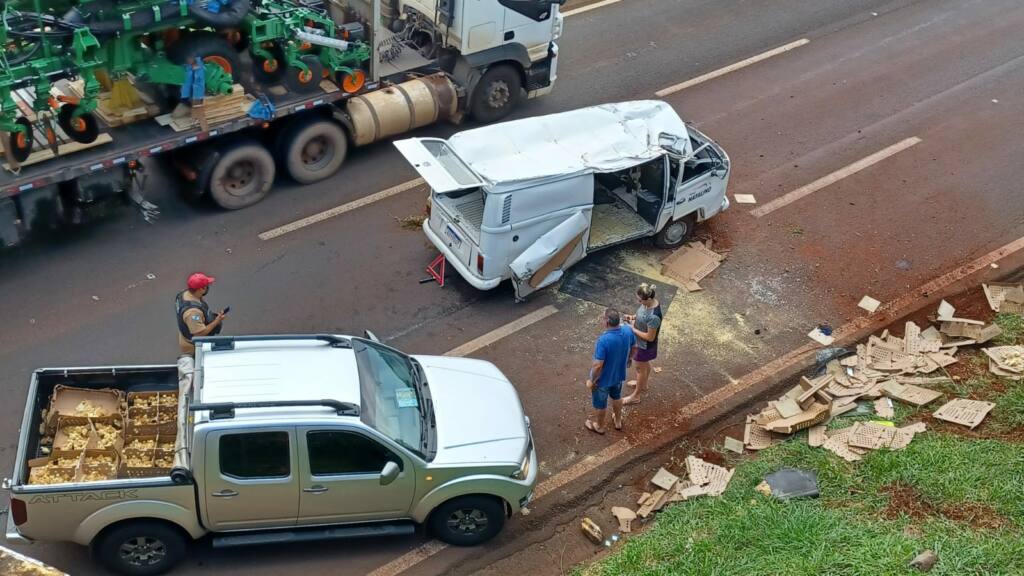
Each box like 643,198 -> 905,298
660,241 -> 724,292
723,436 -> 745,454
763,468 -> 820,500
650,467 -> 679,490
983,345 -> 1024,377
733,194 -> 757,204
932,398 -> 995,429
611,507 -> 636,533
581,517 -> 604,544
874,397 -> 895,418
807,326 -> 834,346
858,295 -> 882,313
982,282 -> 1024,314
909,550 -> 938,572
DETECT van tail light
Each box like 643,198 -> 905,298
10,497 -> 27,526
477,254 -> 485,274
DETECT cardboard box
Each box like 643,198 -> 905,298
45,385 -> 122,433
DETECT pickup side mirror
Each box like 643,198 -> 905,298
380,461 -> 400,486
363,330 -> 380,343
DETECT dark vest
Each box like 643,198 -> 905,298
175,291 -> 221,342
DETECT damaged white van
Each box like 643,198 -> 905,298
394,101 -> 731,299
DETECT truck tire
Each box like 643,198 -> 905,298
429,495 -> 506,546
208,141 -> 275,209
470,64 -> 522,123
279,118 -> 348,184
93,520 -> 187,576
654,213 -> 697,249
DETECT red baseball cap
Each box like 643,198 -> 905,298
187,273 -> 216,291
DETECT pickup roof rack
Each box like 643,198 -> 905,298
195,334 -> 352,351
189,400 -> 360,420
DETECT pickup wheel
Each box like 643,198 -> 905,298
94,521 -> 187,576
470,64 -> 522,123
429,495 -> 506,546
654,213 -> 697,248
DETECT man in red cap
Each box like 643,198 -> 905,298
176,272 -> 227,356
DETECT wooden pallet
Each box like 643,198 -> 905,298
66,78 -> 161,128
1,86 -> 113,172
154,84 -> 254,132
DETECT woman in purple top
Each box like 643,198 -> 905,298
623,283 -> 662,405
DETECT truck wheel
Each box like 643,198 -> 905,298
279,118 -> 348,184
654,213 -> 697,249
470,64 -> 522,123
94,521 -> 187,576
429,495 -> 506,546
284,55 -> 324,94
208,141 -> 275,209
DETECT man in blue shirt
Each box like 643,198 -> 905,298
586,308 -> 637,434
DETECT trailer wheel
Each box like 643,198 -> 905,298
93,520 -> 187,576
208,141 -> 275,209
284,55 -> 324,94
470,64 -> 522,123
654,213 -> 697,249
6,117 -> 34,162
57,104 -> 100,144
279,118 -> 348,184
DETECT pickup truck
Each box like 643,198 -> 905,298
4,333 -> 537,575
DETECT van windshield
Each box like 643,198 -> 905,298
353,339 -> 434,459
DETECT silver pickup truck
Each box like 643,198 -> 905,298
4,334 -> 537,575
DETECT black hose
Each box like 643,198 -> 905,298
189,0 -> 251,29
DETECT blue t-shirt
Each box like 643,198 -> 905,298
593,326 -> 635,388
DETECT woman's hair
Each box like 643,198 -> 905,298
636,283 -> 656,300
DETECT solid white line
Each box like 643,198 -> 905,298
562,0 -> 622,17
258,178 -> 425,240
444,305 -> 560,357
368,233 -> 1024,576
751,137 -> 922,218
655,38 -> 810,97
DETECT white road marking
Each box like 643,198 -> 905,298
366,541 -> 449,576
562,0 -> 623,17
258,178 -> 425,240
444,305 -> 559,357
750,137 -> 922,218
655,38 -> 810,97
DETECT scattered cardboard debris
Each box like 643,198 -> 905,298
660,241 -> 724,292
858,295 -> 882,313
743,417 -> 776,451
723,436 -> 745,454
580,517 -> 604,544
734,193 -> 757,204
775,397 -> 804,418
807,424 -> 828,447
807,327 -> 835,346
650,467 -> 679,491
909,549 -> 938,572
685,456 -> 712,486
983,282 -> 1024,313
636,492 -> 651,507
983,346 -> 1024,376
822,427 -> 863,462
881,381 -> 943,407
610,507 -> 636,533
636,489 -> 666,518
933,399 -> 995,429
874,397 -> 895,419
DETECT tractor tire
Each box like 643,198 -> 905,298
470,64 -> 522,123
278,117 -> 348,184
7,117 -> 34,163
284,55 -> 324,94
252,43 -> 287,86
207,141 -> 275,210
168,32 -> 250,92
57,104 -> 100,144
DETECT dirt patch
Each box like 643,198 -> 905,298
882,483 -> 1010,530
696,448 -> 727,466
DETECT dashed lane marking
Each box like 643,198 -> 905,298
443,305 -> 560,357
750,136 -> 922,218
655,38 -> 810,97
562,0 -> 623,17
258,178 -> 424,240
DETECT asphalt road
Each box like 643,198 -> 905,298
2,0 -> 1024,574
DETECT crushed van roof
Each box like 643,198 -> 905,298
448,100 -> 690,189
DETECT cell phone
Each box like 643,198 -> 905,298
222,306 -> 231,314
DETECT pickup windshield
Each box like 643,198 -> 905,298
353,339 -> 433,459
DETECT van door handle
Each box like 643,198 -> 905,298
211,489 -> 238,498
303,485 -> 329,494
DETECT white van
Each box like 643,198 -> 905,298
394,101 -> 731,299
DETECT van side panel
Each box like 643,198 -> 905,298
481,174 -> 593,281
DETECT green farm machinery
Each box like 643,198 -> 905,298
0,0 -> 369,162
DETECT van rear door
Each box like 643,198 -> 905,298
509,211 -> 590,300
393,138 -> 484,193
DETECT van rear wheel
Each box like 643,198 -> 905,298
94,521 -> 187,576
655,213 -> 696,248
430,495 -> 506,546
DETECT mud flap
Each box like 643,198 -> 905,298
509,211 -> 589,300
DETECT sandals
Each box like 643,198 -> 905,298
584,418 -> 606,435
612,413 -> 624,431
